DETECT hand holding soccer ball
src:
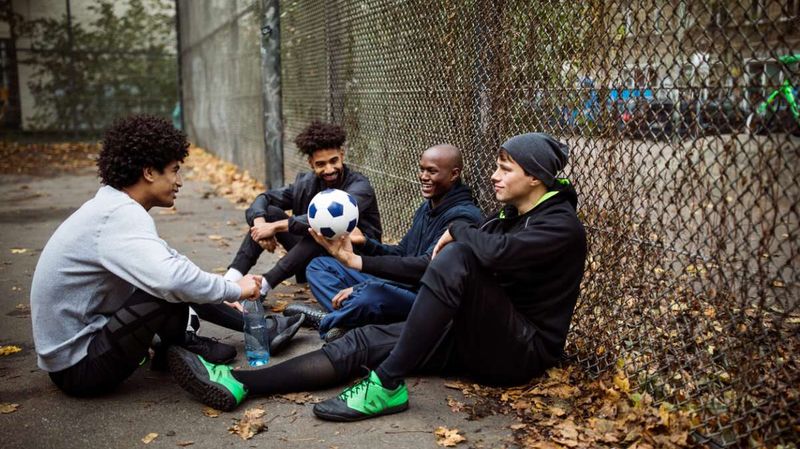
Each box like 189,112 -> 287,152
308,189 -> 359,240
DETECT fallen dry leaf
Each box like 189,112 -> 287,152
0,345 -> 22,356
443,380 -> 470,390
157,207 -> 178,215
141,432 -> 158,444
527,441 -> 565,449
10,248 -> 27,254
447,396 -> 465,413
211,267 -> 227,274
202,406 -> 221,418
434,426 -> 466,447
270,300 -> 289,313
1,403 -> 20,414
208,235 -> 225,241
176,441 -> 194,447
279,392 -> 315,404
228,408 -> 267,440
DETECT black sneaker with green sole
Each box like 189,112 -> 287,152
167,346 -> 247,412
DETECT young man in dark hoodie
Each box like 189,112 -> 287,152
286,144 -> 482,340
191,121 -> 383,337
167,133 -> 587,422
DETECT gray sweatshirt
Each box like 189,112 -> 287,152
30,185 -> 242,372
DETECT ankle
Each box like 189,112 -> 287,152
374,368 -> 401,390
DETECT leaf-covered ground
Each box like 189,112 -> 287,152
4,141 -> 780,448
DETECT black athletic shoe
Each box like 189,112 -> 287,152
283,303 -> 327,330
266,313 -> 305,354
167,346 -> 246,412
182,332 -> 237,364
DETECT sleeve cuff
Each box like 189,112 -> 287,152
448,221 -> 472,241
224,282 -> 243,302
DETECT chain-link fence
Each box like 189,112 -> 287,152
280,0 -> 799,446
2,0 -> 177,134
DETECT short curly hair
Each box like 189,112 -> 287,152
293,120 -> 346,156
97,115 -> 189,188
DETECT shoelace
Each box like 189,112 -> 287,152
339,377 -> 373,401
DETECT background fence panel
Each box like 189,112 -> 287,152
279,0 -> 799,446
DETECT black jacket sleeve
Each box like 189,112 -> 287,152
245,185 -> 295,225
448,214 -> 579,273
360,253 -> 430,285
358,237 -> 403,257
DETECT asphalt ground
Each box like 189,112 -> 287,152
0,167 -> 516,449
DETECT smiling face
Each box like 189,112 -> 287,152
145,160 -> 182,208
418,146 -> 461,205
490,149 -> 540,209
309,148 -> 345,187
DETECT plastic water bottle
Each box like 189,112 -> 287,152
243,300 -> 270,366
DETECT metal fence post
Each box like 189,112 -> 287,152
260,0 -> 283,189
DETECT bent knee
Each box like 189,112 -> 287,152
432,242 -> 478,269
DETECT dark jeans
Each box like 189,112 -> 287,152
322,243 -> 545,387
229,205 -> 323,286
48,290 -> 188,397
306,256 -> 417,334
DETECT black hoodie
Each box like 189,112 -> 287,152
447,179 -> 587,365
359,181 -> 483,286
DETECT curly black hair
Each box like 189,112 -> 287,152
293,120 -> 346,156
97,114 -> 189,188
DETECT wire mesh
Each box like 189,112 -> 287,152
280,0 -> 799,446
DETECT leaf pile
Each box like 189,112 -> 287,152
451,365 -> 695,448
183,147 -> 265,206
0,141 -> 99,175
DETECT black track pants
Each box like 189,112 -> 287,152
324,242 -> 545,387
48,290 -> 188,396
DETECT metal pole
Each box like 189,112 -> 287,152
65,0 -> 77,134
174,0 -> 184,131
259,0 -> 283,189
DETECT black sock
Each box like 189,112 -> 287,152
374,367 -> 401,390
231,350 -> 337,395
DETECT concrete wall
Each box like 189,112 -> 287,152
178,0 -> 267,182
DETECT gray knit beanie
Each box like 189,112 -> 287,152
500,133 -> 569,187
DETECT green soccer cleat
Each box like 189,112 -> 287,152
167,346 -> 247,412
312,371 -> 409,422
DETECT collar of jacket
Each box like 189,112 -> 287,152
427,181 -> 474,218
498,178 -> 576,220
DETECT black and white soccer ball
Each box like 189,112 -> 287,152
308,189 -> 359,240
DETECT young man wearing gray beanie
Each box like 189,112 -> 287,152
167,132 -> 587,422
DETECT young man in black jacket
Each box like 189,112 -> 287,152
168,133 -> 587,422
288,144 -> 482,339
191,121 -> 382,335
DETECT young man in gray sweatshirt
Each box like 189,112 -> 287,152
30,115 -> 262,397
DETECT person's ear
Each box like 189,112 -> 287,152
529,176 -> 541,188
307,155 -> 314,169
450,167 -> 461,182
338,149 -> 345,164
142,167 -> 156,183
